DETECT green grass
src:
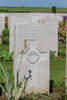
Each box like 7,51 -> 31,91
0,61 -> 13,84
50,42 -> 66,88
0,44 -> 9,52
0,44 -> 13,83
57,8 -> 67,13
0,7 -> 51,13
0,7 -> 67,13
50,57 -> 65,88
0,42 -> 66,89
58,42 -> 66,57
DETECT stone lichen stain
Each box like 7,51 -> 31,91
38,18 -> 45,24
38,20 -> 40,23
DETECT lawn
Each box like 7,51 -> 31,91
0,7 -> 67,13
0,41 -> 66,89
0,44 -> 9,52
50,42 -> 66,88
50,57 -> 65,88
0,7 -> 51,13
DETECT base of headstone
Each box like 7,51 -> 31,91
25,86 -> 49,94
0,37 -> 2,44
55,52 -> 58,57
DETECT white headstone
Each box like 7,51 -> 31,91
0,16 -> 5,37
14,23 -> 50,94
9,13 -> 62,56
8,14 -> 31,53
31,14 -> 61,56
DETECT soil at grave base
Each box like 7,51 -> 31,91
0,88 -> 65,100
24,88 -> 65,100
0,94 -> 8,100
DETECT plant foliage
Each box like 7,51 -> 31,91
0,39 -> 31,100
2,28 -> 9,44
0,64 -> 28,100
0,51 -> 12,61
52,6 -> 56,13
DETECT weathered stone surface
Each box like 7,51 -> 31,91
0,16 -> 5,37
14,23 -> 50,94
8,14 -> 31,53
9,13 -> 62,56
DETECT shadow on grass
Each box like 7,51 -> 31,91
50,80 -> 54,93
